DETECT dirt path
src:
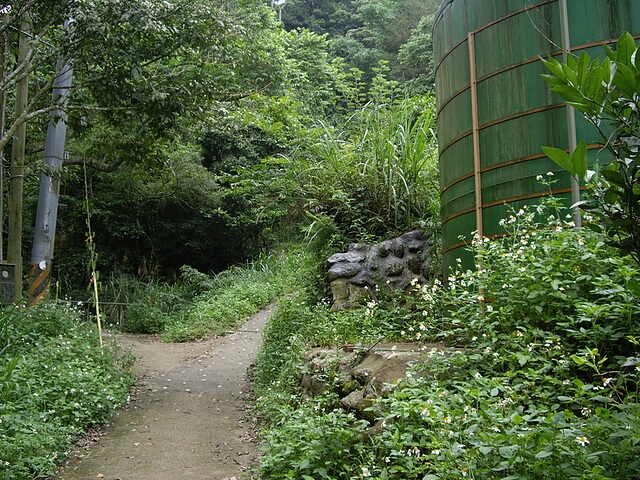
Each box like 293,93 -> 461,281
54,305 -> 274,480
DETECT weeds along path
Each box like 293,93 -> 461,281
54,305 -> 275,480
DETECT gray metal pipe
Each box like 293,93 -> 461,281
559,0 -> 582,228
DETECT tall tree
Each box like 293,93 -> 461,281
0,0 -> 288,299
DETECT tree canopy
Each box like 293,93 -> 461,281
0,0 -> 440,296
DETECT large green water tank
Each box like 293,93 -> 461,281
433,0 -> 640,274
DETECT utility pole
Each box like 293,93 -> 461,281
28,29 -> 73,306
7,18 -> 30,301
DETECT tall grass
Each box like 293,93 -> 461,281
162,251 -> 303,342
298,94 -> 440,249
99,249 -> 305,341
99,273 -> 192,334
359,96 -> 439,226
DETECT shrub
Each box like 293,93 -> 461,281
256,198 -> 640,479
0,302 -> 133,479
258,395 -> 373,480
364,200 -> 640,479
541,32 -> 640,265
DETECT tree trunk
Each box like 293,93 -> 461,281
7,20 -> 30,302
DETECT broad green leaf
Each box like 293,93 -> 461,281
616,32 -> 636,67
542,146 -> 575,174
479,446 -> 493,455
601,168 -> 626,187
541,56 -> 567,80
604,43 -> 617,61
576,51 -> 590,84
535,450 -> 554,459
516,352 -> 529,366
541,74 -> 566,86
542,56 -> 567,83
561,62 -> 578,85
571,354 -> 588,366
584,65 -> 605,100
572,140 -> 588,178
550,85 -> 585,103
613,63 -> 637,95
498,445 -> 519,459
626,278 -> 640,295
604,189 -> 623,203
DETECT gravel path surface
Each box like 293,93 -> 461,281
54,305 -> 273,480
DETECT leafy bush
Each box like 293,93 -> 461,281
362,202 -> 640,479
258,395 -> 373,480
541,32 -> 640,264
256,199 -> 640,479
0,302 -> 133,479
297,94 -> 440,252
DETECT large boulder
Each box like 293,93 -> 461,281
327,230 -> 435,310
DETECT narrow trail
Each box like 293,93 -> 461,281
54,305 -> 274,480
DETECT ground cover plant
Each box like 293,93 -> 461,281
254,197 -> 640,479
0,302 -> 133,479
101,249 -> 304,342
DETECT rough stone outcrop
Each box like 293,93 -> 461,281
327,230 -> 434,310
301,343 -> 447,421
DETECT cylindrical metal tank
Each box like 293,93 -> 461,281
433,0 -> 640,274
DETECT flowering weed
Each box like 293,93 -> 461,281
0,302 -> 133,479
366,201 -> 640,479
257,200 -> 640,479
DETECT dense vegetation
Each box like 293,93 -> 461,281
0,302 -> 133,478
0,0 -> 638,478
250,34 -> 640,480
254,197 -> 640,480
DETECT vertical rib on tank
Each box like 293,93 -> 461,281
433,0 -> 640,275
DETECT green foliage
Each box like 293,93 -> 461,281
541,32 -> 640,264
258,396 -> 373,479
254,283 -> 414,398
99,273 -> 191,334
300,0 -> 440,95
59,144 -> 232,285
256,199 -> 640,479
411,201 -> 639,358
143,250 -> 301,342
369,205 -> 640,479
0,302 -> 133,479
396,15 -> 436,94
297,94 -> 440,252
97,251 -> 298,339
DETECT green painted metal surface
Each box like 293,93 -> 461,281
434,0 -> 640,275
